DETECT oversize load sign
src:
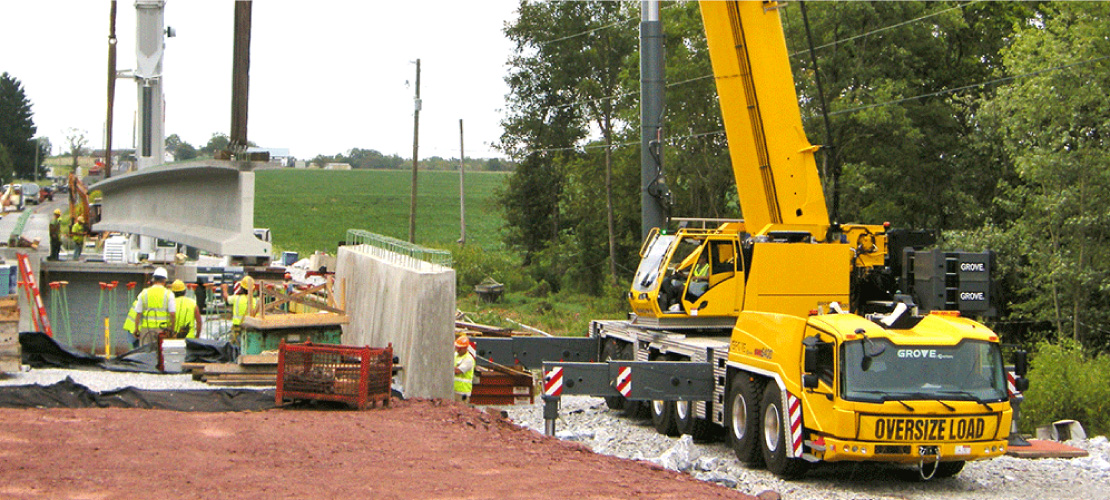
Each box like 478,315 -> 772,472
860,415 -> 998,442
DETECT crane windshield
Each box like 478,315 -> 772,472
842,339 -> 1007,404
631,234 -> 676,293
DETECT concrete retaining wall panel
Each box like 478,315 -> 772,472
336,246 -> 455,400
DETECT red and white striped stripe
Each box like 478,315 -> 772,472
787,392 -> 803,458
544,367 -> 564,397
17,253 -> 51,337
616,366 -> 632,397
1006,371 -> 1022,398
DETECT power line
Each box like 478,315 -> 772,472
790,1 -> 982,57
828,54 -> 1110,117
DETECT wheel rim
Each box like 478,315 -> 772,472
763,402 -> 781,453
731,392 -> 747,440
652,400 -> 665,416
676,400 -> 689,421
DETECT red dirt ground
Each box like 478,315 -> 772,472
0,399 -> 758,500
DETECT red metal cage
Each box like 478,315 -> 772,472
276,341 -> 392,409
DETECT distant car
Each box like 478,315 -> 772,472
21,183 -> 40,205
39,186 -> 54,202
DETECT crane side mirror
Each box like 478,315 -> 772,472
802,373 -> 819,389
1015,377 -> 1030,393
1013,350 -> 1028,377
804,343 -> 818,374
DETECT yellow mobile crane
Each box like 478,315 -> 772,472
475,0 -> 1028,480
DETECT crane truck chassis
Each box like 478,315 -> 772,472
472,0 -> 1030,480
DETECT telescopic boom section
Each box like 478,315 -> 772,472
699,1 -> 829,237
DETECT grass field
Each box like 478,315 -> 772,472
255,169 -> 509,256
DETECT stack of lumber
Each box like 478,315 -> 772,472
1,296 -> 20,374
183,353 -> 278,386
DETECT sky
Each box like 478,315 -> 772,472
1,0 -> 520,160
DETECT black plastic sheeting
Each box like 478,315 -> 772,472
8,332 -> 274,411
185,338 -> 240,364
19,332 -> 239,373
0,377 -> 276,412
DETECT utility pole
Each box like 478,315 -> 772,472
457,119 -> 466,245
104,0 -> 117,178
640,0 -> 668,238
229,1 -> 252,154
408,58 -> 421,244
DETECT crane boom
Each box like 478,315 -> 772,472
699,1 -> 829,237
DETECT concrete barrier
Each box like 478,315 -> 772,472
336,244 -> 455,400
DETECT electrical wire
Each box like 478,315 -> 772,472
828,54 -> 1110,117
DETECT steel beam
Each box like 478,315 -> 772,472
92,160 -> 272,259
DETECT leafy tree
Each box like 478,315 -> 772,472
977,2 -> 1110,352
0,143 -> 14,183
64,128 -> 88,171
0,72 -> 38,179
200,133 -> 230,156
176,143 -> 198,161
500,0 -> 636,287
782,2 -> 1039,229
165,133 -> 198,161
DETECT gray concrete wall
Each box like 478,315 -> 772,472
336,245 -> 455,400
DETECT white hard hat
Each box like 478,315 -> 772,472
153,267 -> 168,279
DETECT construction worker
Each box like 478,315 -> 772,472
70,215 -> 87,261
454,335 -> 475,403
133,267 -> 177,346
48,209 -> 62,260
228,276 -> 255,343
123,298 -> 139,348
171,279 -> 202,339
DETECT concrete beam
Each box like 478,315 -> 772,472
92,160 -> 272,259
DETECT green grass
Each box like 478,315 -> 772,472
255,169 -> 508,256
254,168 -> 627,337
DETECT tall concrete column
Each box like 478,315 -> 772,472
640,0 -> 667,237
135,0 -> 166,170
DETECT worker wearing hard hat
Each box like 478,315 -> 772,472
70,215 -> 88,261
171,280 -> 202,339
132,267 -> 177,346
227,276 -> 255,343
48,209 -> 63,261
454,335 -> 475,403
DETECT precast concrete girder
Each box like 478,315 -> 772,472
92,160 -> 272,259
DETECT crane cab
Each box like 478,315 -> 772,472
628,221 -> 747,328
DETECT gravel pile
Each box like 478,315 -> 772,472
504,396 -> 1110,500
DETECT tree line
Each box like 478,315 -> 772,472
497,1 -> 1110,353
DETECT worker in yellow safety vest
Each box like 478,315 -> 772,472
454,335 -> 475,403
123,298 -> 139,348
171,280 -> 202,339
227,276 -> 255,343
133,267 -> 177,346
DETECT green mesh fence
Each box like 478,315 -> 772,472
345,230 -> 453,268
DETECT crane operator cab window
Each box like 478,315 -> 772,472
658,238 -> 741,314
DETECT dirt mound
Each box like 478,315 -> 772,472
0,399 -> 756,499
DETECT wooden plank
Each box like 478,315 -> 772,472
203,373 -> 277,381
200,363 -> 280,375
239,353 -> 279,365
242,313 -> 348,330
207,380 -> 277,386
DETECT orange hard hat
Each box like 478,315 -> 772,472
455,335 -> 470,349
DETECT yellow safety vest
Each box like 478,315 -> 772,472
123,308 -> 137,335
454,352 -> 475,395
138,285 -> 171,330
231,294 -> 251,326
174,296 -> 198,338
